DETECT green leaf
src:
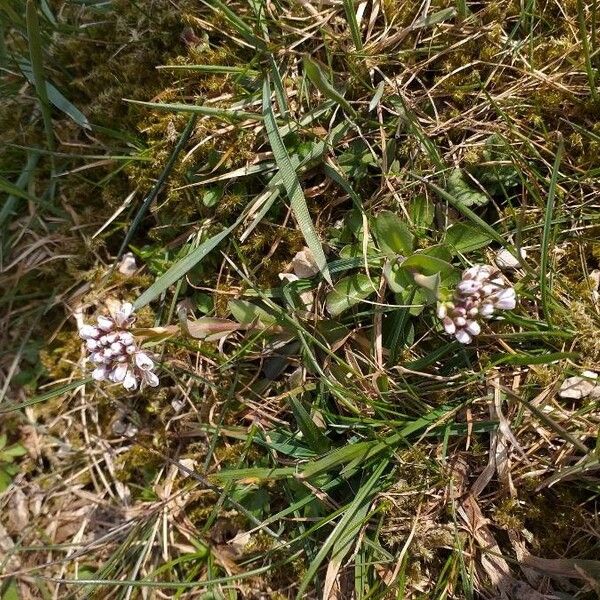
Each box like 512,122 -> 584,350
262,76 -> 331,284
412,272 -> 441,302
296,460 -> 387,600
399,254 -> 456,277
17,58 -> 90,129
410,196 -> 434,230
229,299 -> 278,327
288,395 -> 331,454
26,0 -> 55,153
202,185 -> 224,207
383,261 -> 413,293
0,378 -> 91,415
416,7 -> 456,27
447,169 -> 489,207
1,579 -> 20,600
0,174 -> 40,204
372,211 -> 414,256
2,444 -> 27,458
0,468 -> 11,492
302,56 -> 356,116
123,98 -> 260,122
445,222 -> 492,253
134,214 -> 245,309
326,273 -> 376,316
342,0 -> 363,51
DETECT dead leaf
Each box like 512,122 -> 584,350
558,371 -> 600,400
185,316 -> 240,341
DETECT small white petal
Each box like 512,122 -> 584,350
126,344 -> 137,354
79,325 -> 99,339
110,342 -> 124,353
115,302 -> 135,327
119,332 -> 134,345
91,352 -> 106,364
496,248 -> 526,270
92,366 -> 107,381
465,320 -> 481,336
97,316 -> 114,331
475,265 -> 494,281
135,352 -> 154,371
457,280 -> 481,295
106,332 -> 118,344
480,303 -> 495,317
463,266 -> 480,280
455,329 -> 472,344
437,304 -> 448,319
493,288 -> 516,310
142,371 -> 159,387
467,307 -> 479,317
454,316 -> 466,327
481,284 -> 496,296
443,317 -> 456,335
112,364 -> 128,382
86,339 -> 99,351
123,370 -> 138,391
118,253 -> 137,276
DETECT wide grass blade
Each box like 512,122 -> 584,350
134,211 -> 247,309
262,76 -> 332,284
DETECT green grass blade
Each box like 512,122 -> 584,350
303,56 -> 356,117
123,98 -> 261,122
26,0 -> 55,155
295,460 -> 388,599
342,0 -> 363,51
0,151 -> 39,230
117,114 -> 197,258
133,212 -> 246,309
262,76 -> 332,283
0,378 -> 91,414
16,57 -> 90,129
539,137 -> 563,326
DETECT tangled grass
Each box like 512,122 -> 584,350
1,0 -> 600,598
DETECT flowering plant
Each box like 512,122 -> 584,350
437,264 -> 517,344
79,302 -> 159,390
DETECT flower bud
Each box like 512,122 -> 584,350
97,316 -> 114,331
79,325 -> 99,339
455,329 -> 472,344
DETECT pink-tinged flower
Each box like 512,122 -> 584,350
79,302 -> 160,391
437,264 -> 517,344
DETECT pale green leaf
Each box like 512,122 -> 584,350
447,169 -> 489,207
302,56 -> 355,116
445,222 -> 492,253
326,273 -> 375,316
372,211 -> 414,256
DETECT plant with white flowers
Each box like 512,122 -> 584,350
79,302 -> 159,390
437,264 -> 517,344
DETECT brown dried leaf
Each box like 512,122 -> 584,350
185,317 -> 240,341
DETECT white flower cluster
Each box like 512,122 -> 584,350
79,302 -> 159,390
437,264 -> 517,344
